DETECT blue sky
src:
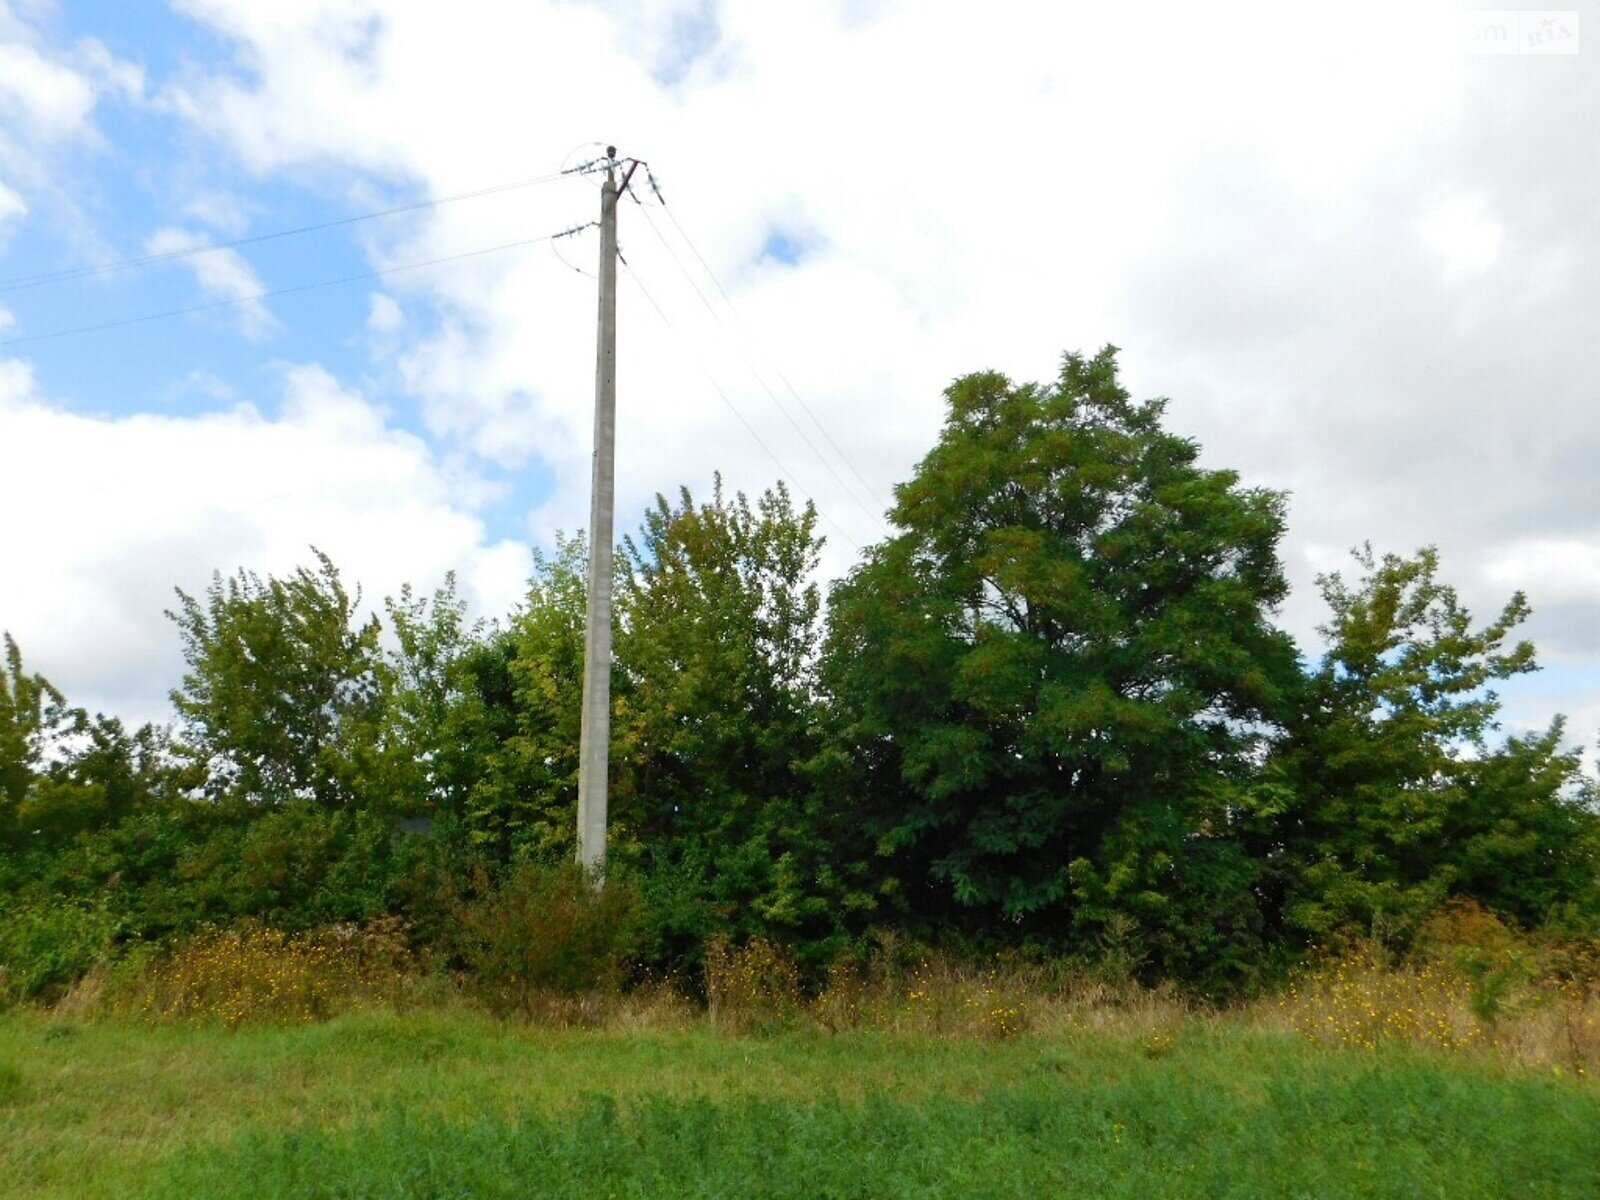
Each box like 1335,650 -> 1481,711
3,1 -> 510,502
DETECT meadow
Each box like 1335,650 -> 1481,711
3,978 -> 1598,1200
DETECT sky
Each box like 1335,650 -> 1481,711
0,0 -> 1595,753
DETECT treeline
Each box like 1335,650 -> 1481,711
3,347 -> 1597,998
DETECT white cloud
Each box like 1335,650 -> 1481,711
0,2 -> 142,265
0,39 -> 97,142
367,291 -> 402,334
180,189 -> 252,236
1421,195 -> 1506,280
143,226 -> 279,340
0,359 -> 529,725
0,178 -> 24,224
5,0 -> 1597,741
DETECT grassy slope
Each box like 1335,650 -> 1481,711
1,1011 -> 1596,1199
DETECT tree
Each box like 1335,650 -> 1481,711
824,347 -> 1300,980
1,633 -> 75,835
1,634 -> 178,847
613,480 -> 866,966
376,574 -> 482,816
168,551 -> 384,808
450,535 -> 591,858
1274,546 -> 1597,941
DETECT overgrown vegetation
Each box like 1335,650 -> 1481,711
3,346 -> 1597,1024
2,1004 -> 1598,1200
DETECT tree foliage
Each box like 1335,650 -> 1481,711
2,634 -> 176,847
1275,546 -> 1593,941
613,479 -> 866,966
823,347 -> 1303,978
168,551 -> 384,808
3,345 -> 1597,999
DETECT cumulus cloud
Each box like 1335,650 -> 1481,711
0,358 -> 529,725
0,178 -> 25,225
367,291 -> 402,334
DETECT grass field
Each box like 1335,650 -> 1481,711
2,1009 -> 1597,1198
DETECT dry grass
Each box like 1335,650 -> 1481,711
89,919 -> 424,1027
707,935 -> 1185,1043
1260,948 -> 1600,1078
25,903 -> 1600,1083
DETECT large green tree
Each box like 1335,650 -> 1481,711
824,347 -> 1300,980
449,534 -> 591,858
448,484 -> 869,965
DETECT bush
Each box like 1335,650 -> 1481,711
0,901 -> 119,1005
458,861 -> 638,1022
704,936 -> 802,1034
114,919 -> 419,1026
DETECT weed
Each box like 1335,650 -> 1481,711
704,936 -> 801,1034
0,1061 -> 23,1105
112,920 -> 417,1026
457,861 -> 638,1023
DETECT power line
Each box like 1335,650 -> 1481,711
629,198 -> 889,536
0,165 -> 602,295
0,223 -> 596,348
621,258 -> 862,553
647,192 -> 893,513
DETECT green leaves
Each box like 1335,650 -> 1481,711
1276,546 -> 1588,942
612,479 -> 856,964
1,634 -> 177,847
825,346 -> 1299,978
168,550 -> 383,808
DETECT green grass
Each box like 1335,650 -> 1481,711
1,1010 -> 1596,1198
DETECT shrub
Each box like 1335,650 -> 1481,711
1277,949 -> 1484,1052
0,901 -> 118,1005
704,936 -> 801,1034
118,919 -> 418,1026
458,861 -> 638,1022
1415,901 -> 1541,1024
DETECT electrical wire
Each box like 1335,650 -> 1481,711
621,258 -> 862,553
0,223 -> 596,348
0,165 -> 602,295
647,192 -> 892,513
629,198 -> 889,536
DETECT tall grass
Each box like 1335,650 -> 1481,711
1268,949 -> 1600,1076
137,1049 -> 1600,1200
13,898 -> 1600,1081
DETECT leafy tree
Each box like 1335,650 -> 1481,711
1275,546 -> 1597,941
376,574 -> 482,816
1,633 -> 78,840
614,480 -> 867,967
824,347 -> 1300,981
450,535 -> 590,858
168,551 -> 384,808
1,634 -> 177,846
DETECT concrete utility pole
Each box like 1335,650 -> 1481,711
576,150 -> 622,876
